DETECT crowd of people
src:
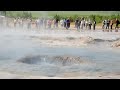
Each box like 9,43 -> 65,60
0,16 -> 120,32
74,17 -> 96,30
102,18 -> 120,32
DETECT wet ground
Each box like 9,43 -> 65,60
0,29 -> 120,78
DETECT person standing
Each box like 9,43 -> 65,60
104,19 -> 107,31
20,18 -> 23,28
0,17 -> 4,28
66,18 -> 70,30
76,17 -> 81,31
115,18 -> 119,32
60,19 -> 64,28
93,19 -> 96,30
110,19 -> 113,32
84,18 -> 86,28
88,19 -> 92,30
75,17 -> 79,30
35,18 -> 39,29
43,18 -> 47,29
27,18 -> 31,30
40,18 -> 43,29
55,18 -> 59,28
80,18 -> 85,30
75,18 -> 78,28
64,18 -> 66,28
13,18 -> 17,28
102,20 -> 105,31
106,19 -> 110,31
48,19 -> 52,29
53,19 -> 56,28
77,18 -> 81,31
85,19 -> 88,30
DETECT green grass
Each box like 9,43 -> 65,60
7,11 -> 120,18
31,11 -> 120,17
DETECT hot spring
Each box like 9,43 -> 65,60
0,29 -> 120,78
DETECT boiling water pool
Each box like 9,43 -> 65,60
0,30 -> 120,77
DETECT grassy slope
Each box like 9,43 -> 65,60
10,11 -> 120,17
31,11 -> 120,17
